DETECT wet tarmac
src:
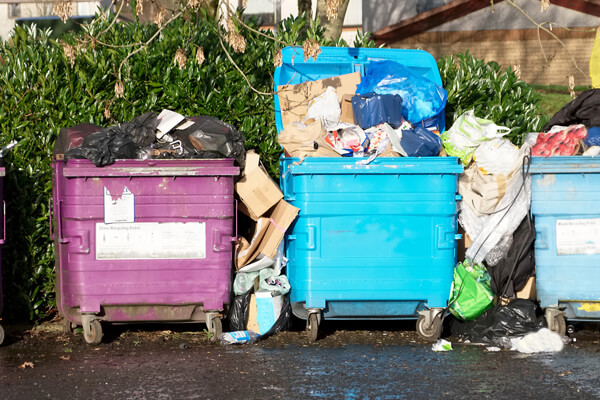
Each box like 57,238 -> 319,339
0,319 -> 599,399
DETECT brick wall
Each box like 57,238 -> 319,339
391,28 -> 597,86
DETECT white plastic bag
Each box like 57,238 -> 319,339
304,86 -> 341,124
511,328 -> 564,353
461,146 -> 531,264
441,110 -> 511,165
473,138 -> 521,176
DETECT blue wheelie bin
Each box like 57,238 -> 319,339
529,156 -> 600,336
275,47 -> 463,341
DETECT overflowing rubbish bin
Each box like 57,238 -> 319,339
529,156 -> 600,335
52,120 -> 239,344
275,47 -> 462,341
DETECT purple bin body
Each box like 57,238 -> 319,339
51,159 -> 239,325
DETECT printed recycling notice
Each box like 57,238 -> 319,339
96,222 -> 206,260
556,218 -> 600,255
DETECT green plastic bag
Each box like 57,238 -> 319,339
448,260 -> 495,320
441,110 -> 511,166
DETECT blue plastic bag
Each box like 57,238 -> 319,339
351,93 -> 403,129
356,60 -> 447,126
585,126 -> 600,146
397,126 -> 442,157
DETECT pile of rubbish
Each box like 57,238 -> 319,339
442,89 -> 600,352
225,150 -> 298,344
55,109 -> 246,167
277,60 -> 447,162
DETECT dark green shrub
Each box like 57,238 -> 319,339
438,51 -> 546,146
0,13 -> 280,319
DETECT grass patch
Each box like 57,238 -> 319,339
536,91 -> 573,121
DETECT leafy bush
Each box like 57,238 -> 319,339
438,51 -> 546,146
0,13 -> 281,319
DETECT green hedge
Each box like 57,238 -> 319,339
1,13 -> 281,319
438,51 -> 546,146
0,15 -> 544,321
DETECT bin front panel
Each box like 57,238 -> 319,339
52,159 -> 238,320
530,156 -> 600,318
282,157 -> 461,315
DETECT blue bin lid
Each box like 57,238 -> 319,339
273,46 -> 443,134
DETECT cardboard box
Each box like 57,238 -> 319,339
235,150 -> 283,220
516,275 -> 536,300
277,72 -> 361,130
246,292 -> 284,335
457,227 -> 472,262
235,199 -> 300,269
340,94 -> 355,124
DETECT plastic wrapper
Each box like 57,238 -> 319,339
392,126 -> 442,157
585,126 -> 600,147
487,215 -> 535,298
324,122 -> 369,156
441,110 -> 511,166
304,86 -> 341,124
219,330 -> 260,345
351,92 -> 403,129
511,328 -> 564,353
228,289 -> 253,331
473,138 -> 521,175
532,124 -> 586,157
227,288 -> 292,339
450,299 -> 545,346
448,260 -> 495,321
64,126 -> 139,167
355,60 -> 447,125
462,153 -> 531,265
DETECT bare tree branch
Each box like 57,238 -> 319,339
505,0 -> 588,79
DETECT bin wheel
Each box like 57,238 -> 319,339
416,315 -> 442,342
550,314 -> 567,337
0,324 -> 4,346
83,319 -> 103,345
307,313 -> 319,343
209,317 -> 222,342
62,319 -> 75,335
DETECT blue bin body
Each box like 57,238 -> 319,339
530,156 -> 600,321
275,47 -> 462,320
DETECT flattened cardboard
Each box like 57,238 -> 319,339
237,199 -> 299,269
235,218 -> 269,270
259,199 -> 300,260
340,94 -> 355,124
235,150 -> 283,220
247,294 -> 260,333
277,72 -> 361,130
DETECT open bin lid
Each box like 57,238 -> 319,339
273,46 -> 444,134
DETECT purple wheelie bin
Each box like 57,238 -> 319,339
0,166 -> 4,345
51,128 -> 239,344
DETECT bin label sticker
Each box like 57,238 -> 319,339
96,222 -> 206,260
104,186 -> 134,223
556,219 -> 600,255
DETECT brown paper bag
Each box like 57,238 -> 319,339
278,121 -> 340,158
459,163 -> 520,215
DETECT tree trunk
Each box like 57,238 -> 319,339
315,0 -> 350,42
298,0 -> 312,19
204,0 -> 219,19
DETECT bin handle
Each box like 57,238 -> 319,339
56,199 -> 69,244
